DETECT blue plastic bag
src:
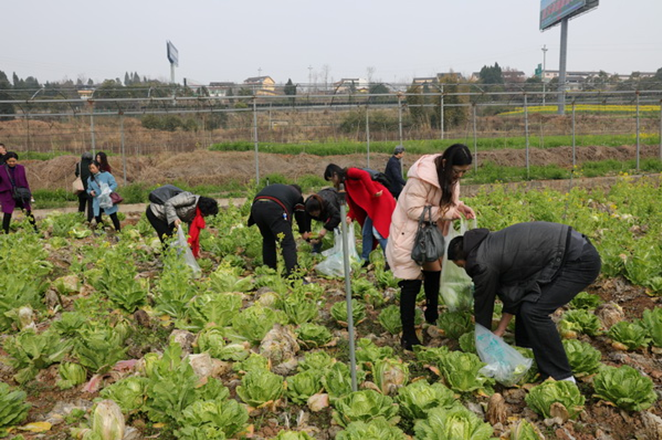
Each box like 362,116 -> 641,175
475,324 -> 532,386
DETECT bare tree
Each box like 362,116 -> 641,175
321,64 -> 331,92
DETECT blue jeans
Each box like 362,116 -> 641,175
361,217 -> 388,262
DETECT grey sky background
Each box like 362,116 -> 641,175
2,0 -> 661,86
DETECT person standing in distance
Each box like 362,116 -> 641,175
384,145 -> 407,199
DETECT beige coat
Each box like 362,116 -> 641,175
385,154 -> 465,280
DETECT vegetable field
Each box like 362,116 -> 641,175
1,176 -> 661,440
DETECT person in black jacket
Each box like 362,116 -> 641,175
303,187 -> 341,253
75,152 -> 94,222
0,143 -> 7,166
248,184 -> 309,275
447,221 -> 601,383
384,145 -> 406,199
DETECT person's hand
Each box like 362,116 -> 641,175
318,229 -> 327,238
90,190 -> 96,197
462,205 -> 476,220
302,231 -> 311,241
174,219 -> 182,228
374,190 -> 383,197
493,328 -> 505,338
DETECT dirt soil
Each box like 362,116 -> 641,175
27,143 -> 662,191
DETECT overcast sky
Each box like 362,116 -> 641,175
2,0 -> 661,86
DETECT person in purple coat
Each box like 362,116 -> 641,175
0,152 -> 37,233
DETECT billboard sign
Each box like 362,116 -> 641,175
166,41 -> 179,67
540,0 -> 598,30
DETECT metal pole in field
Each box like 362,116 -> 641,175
571,100 -> 576,185
659,100 -> 662,161
635,91 -> 640,172
253,96 -> 260,185
397,94 -> 403,146
338,183 -> 358,392
90,103 -> 96,156
472,103 -> 478,172
120,112 -> 127,186
557,18 -> 568,115
365,105 -> 371,168
524,93 -> 530,179
440,85 -> 445,140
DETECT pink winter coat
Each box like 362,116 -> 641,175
385,154 -> 466,280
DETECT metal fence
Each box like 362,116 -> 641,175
1,84 -> 661,184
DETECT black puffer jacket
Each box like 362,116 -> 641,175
307,188 -> 341,232
463,221 -> 572,328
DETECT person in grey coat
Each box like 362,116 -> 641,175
447,221 -> 601,383
384,145 -> 406,199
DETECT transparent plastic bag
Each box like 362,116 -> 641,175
174,225 -> 201,274
439,218 -> 476,312
98,182 -> 113,209
316,223 -> 360,277
475,324 -> 533,386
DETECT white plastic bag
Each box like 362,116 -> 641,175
475,324 -> 533,386
315,223 -> 360,277
98,182 -> 113,209
174,225 -> 201,274
439,218 -> 476,312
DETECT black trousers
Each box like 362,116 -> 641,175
515,241 -> 601,380
146,206 -> 174,242
2,200 -> 38,233
77,191 -> 94,222
251,200 -> 297,275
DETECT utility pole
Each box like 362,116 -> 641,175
308,65 -> 313,93
542,45 -> 548,106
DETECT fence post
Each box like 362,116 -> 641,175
635,91 -> 640,172
89,102 -> 96,156
571,100 -> 576,185
120,112 -> 127,186
472,103 -> 478,173
365,104 -> 371,168
659,99 -> 662,161
440,85 -> 444,140
524,93 -> 530,179
397,94 -> 403,146
253,96 -> 260,185
338,183 -> 358,392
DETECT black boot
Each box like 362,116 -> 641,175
399,279 -> 422,350
423,270 -> 441,324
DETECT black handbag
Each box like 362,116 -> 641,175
5,165 -> 32,202
411,206 -> 445,265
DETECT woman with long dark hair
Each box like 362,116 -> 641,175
87,160 -> 121,232
385,144 -> 476,350
95,151 -> 112,173
0,152 -> 37,233
323,164 -> 396,265
304,187 -> 341,253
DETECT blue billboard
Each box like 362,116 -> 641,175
540,0 -> 598,31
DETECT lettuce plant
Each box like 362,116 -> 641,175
321,362 -> 366,401
568,291 -> 602,310
234,353 -> 270,374
438,351 -> 494,394
562,339 -> 603,377
236,369 -> 285,408
336,417 -> 407,440
559,310 -> 602,338
206,264 -> 253,293
295,323 -> 332,349
175,398 -> 248,439
57,362 -> 88,390
281,291 -> 318,325
437,311 -> 473,340
378,305 -> 402,335
4,328 -> 72,383
396,379 -> 456,421
525,380 -> 585,419
0,382 -> 30,429
231,304 -> 285,345
356,338 -> 394,367
413,405 -> 493,440
510,419 -> 542,440
458,331 -> 476,354
286,370 -> 323,405
641,307 -> 662,347
272,431 -> 314,440
608,321 -> 650,350
196,328 -> 250,362
371,358 -> 409,395
331,299 -> 366,326
74,326 -> 128,374
187,292 -> 242,331
514,347 -> 539,384
592,365 -> 658,411
331,389 -> 400,427
99,377 -> 148,414
298,351 -> 335,373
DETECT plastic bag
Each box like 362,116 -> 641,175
439,218 -> 476,312
475,324 -> 533,386
174,225 -> 201,274
316,223 -> 360,277
98,182 -> 113,209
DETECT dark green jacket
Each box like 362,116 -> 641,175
463,222 -> 572,328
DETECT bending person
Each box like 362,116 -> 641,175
303,187 -> 341,253
447,221 -> 601,382
385,144 -> 475,350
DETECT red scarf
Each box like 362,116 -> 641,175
187,207 -> 206,258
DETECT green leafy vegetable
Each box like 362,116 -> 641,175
414,405 -> 493,440
286,370 -> 323,405
559,309 -> 602,337
236,369 -> 284,408
510,419 -> 542,440
281,291 -> 318,325
187,292 -> 243,332
175,398 -> 248,439
458,331 -> 476,354
0,382 -> 30,428
608,320 -> 650,350
99,377 -> 147,414
641,307 -> 662,347
525,380 -> 585,419
356,338 -> 395,367
396,379 -> 456,421
295,323 -> 333,349
592,365 -> 658,411
371,358 -> 409,395
4,328 -> 72,383
57,362 -> 88,390
437,311 -> 473,340
336,417 -> 407,440
378,305 -> 402,335
331,299 -> 366,325
332,389 -> 400,427
568,291 -> 602,310
438,351 -> 494,394
562,339 -> 603,377
231,304 -> 284,345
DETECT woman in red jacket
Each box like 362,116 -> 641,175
324,164 -> 396,264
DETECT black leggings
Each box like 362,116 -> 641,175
3,210 -> 38,234
96,212 -> 121,232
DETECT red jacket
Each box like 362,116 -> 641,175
344,168 -> 396,238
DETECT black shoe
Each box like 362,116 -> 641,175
424,309 -> 439,325
362,260 -> 370,268
401,334 -> 422,351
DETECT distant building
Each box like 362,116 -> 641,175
77,89 -> 94,100
502,70 -> 526,83
333,78 -> 369,93
413,72 -> 465,85
243,76 -> 276,95
208,82 -> 236,97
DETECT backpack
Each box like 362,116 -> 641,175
361,168 -> 394,194
148,184 -> 184,205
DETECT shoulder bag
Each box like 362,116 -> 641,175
4,165 -> 32,202
411,205 -> 445,265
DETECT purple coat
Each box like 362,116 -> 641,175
0,164 -> 32,213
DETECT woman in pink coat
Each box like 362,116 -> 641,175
385,144 -> 475,350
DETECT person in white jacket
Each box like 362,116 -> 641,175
385,144 -> 475,350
